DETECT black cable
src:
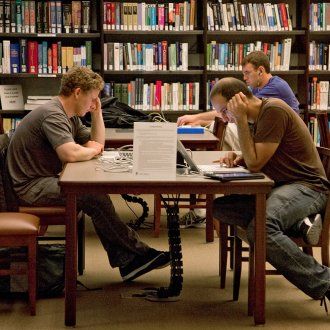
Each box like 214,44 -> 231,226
121,194 -> 149,230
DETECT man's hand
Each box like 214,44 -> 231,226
227,92 -> 249,122
90,97 -> 102,115
177,114 -> 200,126
218,151 -> 244,168
84,140 -> 104,155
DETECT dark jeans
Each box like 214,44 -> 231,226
18,177 -> 149,268
213,183 -> 329,299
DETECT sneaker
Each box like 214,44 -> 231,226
179,210 -> 206,229
120,249 -> 171,282
300,214 -> 323,245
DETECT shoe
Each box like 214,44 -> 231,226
120,249 -> 171,282
179,210 -> 206,229
300,214 -> 322,245
320,289 -> 330,314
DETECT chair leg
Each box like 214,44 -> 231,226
77,213 -> 85,276
248,244 -> 255,316
321,241 -> 329,267
229,224 -> 234,270
27,237 -> 37,316
153,194 -> 162,237
205,194 -> 214,243
233,234 -> 242,301
303,246 -> 313,256
219,222 -> 228,288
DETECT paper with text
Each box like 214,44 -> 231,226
133,122 -> 177,180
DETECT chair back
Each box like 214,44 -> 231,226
316,146 -> 330,258
316,113 -> 330,148
0,134 -> 19,212
213,116 -> 228,150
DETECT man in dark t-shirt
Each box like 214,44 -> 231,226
210,77 -> 330,306
7,67 -> 170,282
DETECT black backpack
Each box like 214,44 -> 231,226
83,97 -> 154,128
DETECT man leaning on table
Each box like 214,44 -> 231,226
177,50 -> 303,228
210,77 -> 330,308
7,66 -> 170,282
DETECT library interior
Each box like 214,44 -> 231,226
0,1 -> 330,329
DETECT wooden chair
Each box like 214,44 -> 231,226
153,117 -> 228,242
0,133 -> 85,275
0,212 -> 40,315
232,146 -> 330,315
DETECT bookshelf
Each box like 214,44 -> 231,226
0,0 -> 329,134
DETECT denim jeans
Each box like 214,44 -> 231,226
18,177 -> 149,268
213,183 -> 329,299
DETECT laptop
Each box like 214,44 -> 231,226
177,139 -> 247,174
176,140 -> 264,180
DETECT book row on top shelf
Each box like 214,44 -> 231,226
0,0 -> 97,35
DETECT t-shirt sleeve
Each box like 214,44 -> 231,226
41,113 -> 75,149
254,106 -> 289,143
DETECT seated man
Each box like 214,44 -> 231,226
211,77 -> 329,306
178,51 -> 300,228
7,67 -> 170,282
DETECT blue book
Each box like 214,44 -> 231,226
42,41 -> 48,73
10,43 -> 20,73
38,43 -> 43,73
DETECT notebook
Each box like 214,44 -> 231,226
176,140 -> 249,175
204,172 -> 265,182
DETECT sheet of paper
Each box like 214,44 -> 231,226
197,164 -> 249,173
133,122 -> 177,180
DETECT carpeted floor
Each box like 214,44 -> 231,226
0,195 -> 329,330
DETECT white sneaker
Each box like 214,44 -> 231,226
300,214 -> 322,245
179,210 -> 206,229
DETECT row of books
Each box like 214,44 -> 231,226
308,116 -> 322,146
1,117 -> 22,133
207,39 -> 292,72
103,80 -> 200,111
308,78 -> 330,111
104,42 -> 188,72
309,3 -> 330,31
0,40 -> 92,74
309,42 -> 330,71
0,0 -> 92,34
103,1 -> 196,31
207,1 -> 292,32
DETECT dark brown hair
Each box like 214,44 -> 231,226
241,51 -> 271,73
210,77 -> 253,101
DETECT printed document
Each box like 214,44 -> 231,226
133,122 -> 177,180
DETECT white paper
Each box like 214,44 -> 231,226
133,122 -> 177,180
0,85 -> 24,110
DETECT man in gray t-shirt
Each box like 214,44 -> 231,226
7,67 -> 170,282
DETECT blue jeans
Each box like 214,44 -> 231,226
213,183 -> 329,299
18,177 -> 149,268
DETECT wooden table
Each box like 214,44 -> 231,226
105,128 -> 219,150
59,151 -> 273,326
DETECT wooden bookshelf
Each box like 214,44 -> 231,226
0,0 -> 329,134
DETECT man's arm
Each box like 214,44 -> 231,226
177,110 -> 217,126
89,97 -> 105,145
56,141 -> 103,163
229,93 -> 279,172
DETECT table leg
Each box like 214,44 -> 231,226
65,193 -> 77,326
254,193 -> 266,325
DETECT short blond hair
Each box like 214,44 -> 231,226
59,66 -> 104,96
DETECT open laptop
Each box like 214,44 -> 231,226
177,140 -> 265,180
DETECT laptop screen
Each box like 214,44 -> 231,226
177,139 -> 200,172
